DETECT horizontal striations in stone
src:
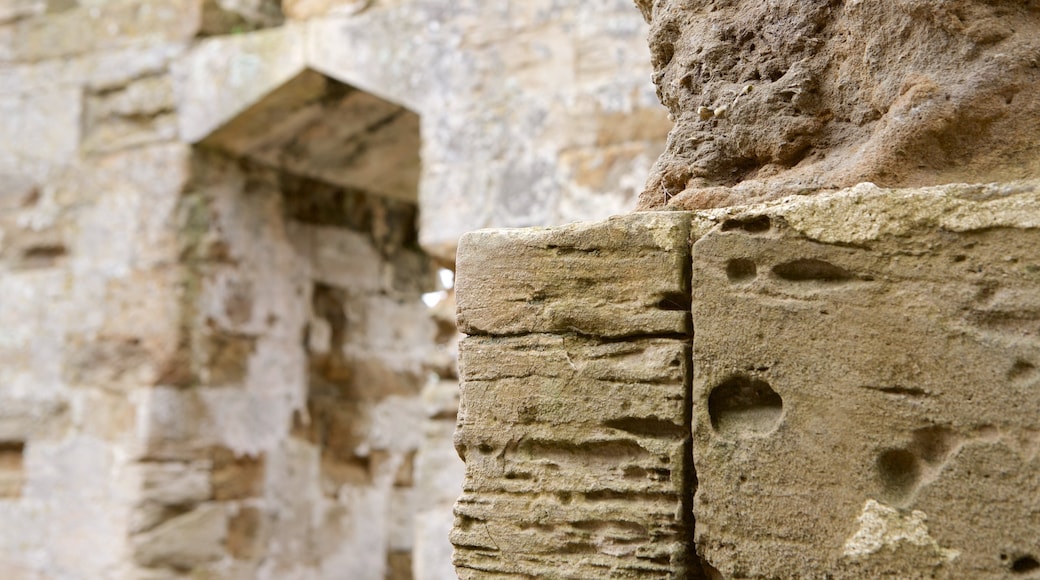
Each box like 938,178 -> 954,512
453,334 -> 689,579
455,212 -> 692,338
452,497 -> 678,578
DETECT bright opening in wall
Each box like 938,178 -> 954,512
422,268 -> 455,308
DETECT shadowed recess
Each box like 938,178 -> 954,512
518,439 -> 651,465
1009,359 -> 1038,383
721,215 -> 771,233
725,258 -> 757,283
708,375 -> 783,437
1013,555 -> 1040,573
657,292 -> 692,312
604,416 -> 686,438
876,448 -> 921,505
772,258 -> 854,282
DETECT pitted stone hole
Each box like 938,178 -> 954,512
772,258 -> 854,282
1009,359 -> 1037,383
721,215 -> 771,233
708,375 -> 783,437
876,448 -> 920,504
726,258 -> 757,283
1013,555 -> 1040,573
19,244 -> 67,270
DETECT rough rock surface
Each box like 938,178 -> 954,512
454,335 -> 693,579
690,181 -> 1040,578
635,0 -> 1040,210
452,214 -> 697,578
456,212 -> 692,338
453,181 -> 1040,579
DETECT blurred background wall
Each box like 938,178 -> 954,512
0,1 -> 668,577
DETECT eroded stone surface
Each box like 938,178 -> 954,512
453,334 -> 692,579
691,182 -> 1040,577
455,186 -> 1040,578
456,212 -> 692,338
637,0 -> 1040,210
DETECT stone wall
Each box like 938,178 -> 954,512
453,181 -> 1040,578
0,1 -> 664,577
453,213 -> 695,578
124,150 -> 437,577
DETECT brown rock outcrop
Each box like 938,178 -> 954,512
636,0 -> 1040,210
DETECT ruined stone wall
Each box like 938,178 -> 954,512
448,2 -> 1040,577
453,182 -> 1040,578
0,0 -> 663,577
170,0 -> 670,261
127,150 -> 437,577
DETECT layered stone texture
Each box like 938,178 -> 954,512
456,213 -> 693,338
453,214 -> 697,578
635,0 -> 1040,210
453,182 -> 1040,578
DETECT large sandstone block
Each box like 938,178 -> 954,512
453,334 -> 692,579
690,182 -> 1040,578
456,212 -> 692,338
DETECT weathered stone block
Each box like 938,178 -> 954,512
130,461 -> 212,534
138,461 -> 211,506
83,74 -> 178,153
0,398 -> 68,442
456,212 -> 692,338
690,182 -> 1040,578
453,334 -> 691,579
1,0 -> 199,63
131,503 -> 228,569
0,89 -> 80,167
